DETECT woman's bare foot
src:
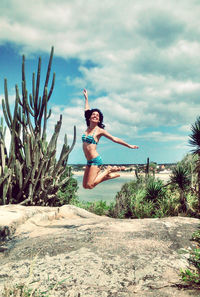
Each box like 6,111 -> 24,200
106,166 -> 121,174
104,165 -> 126,175
120,166 -> 126,171
107,172 -> 120,179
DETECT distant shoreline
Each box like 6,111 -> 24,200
73,170 -> 171,182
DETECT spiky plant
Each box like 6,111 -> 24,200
180,154 -> 198,187
0,47 -> 76,206
145,178 -> 165,202
189,116 -> 200,211
170,163 -> 190,212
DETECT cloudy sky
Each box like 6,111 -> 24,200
0,0 -> 199,164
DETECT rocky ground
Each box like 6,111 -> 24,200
0,204 -> 199,297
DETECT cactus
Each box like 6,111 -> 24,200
135,167 -> 139,180
0,47 -> 76,205
146,157 -> 150,178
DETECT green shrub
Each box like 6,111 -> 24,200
56,167 -> 78,206
113,176 -> 182,219
181,268 -> 200,285
170,163 -> 192,212
71,199 -> 114,216
113,181 -> 136,218
170,163 -> 191,191
192,230 -> 200,244
186,193 -> 198,214
145,177 -> 166,202
130,188 -> 155,218
87,200 -> 110,216
180,230 -> 200,287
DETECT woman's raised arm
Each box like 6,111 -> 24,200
101,129 -> 139,149
83,89 -> 90,111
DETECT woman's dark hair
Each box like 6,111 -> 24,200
84,108 -> 105,129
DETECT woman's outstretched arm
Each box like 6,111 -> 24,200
83,89 -> 90,111
101,129 -> 139,149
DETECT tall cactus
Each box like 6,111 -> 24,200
0,47 -> 76,206
145,157 -> 150,178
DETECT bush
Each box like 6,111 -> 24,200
113,176 -> 180,219
130,188 -> 154,218
72,199 -> 114,216
113,180 -> 138,218
180,230 -> 200,287
145,177 -> 166,202
186,193 -> 199,217
56,167 -> 78,206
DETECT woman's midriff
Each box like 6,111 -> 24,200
83,143 -> 99,161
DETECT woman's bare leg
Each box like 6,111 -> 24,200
83,165 -> 101,189
83,165 -> 123,189
98,172 -> 121,183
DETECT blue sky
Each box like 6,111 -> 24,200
0,0 -> 200,164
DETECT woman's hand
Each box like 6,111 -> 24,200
83,88 -> 90,110
129,145 -> 139,149
83,88 -> 88,100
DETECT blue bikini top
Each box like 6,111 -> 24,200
82,127 -> 98,145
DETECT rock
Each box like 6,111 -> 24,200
0,204 -> 199,296
0,204 -> 59,240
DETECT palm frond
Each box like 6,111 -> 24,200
170,163 -> 191,190
189,116 -> 200,154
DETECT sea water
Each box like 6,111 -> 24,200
74,174 -> 134,203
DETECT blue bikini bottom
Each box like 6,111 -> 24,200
87,155 -> 103,167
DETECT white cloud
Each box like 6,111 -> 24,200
179,125 -> 191,132
174,143 -> 190,152
0,91 -> 16,105
47,104 -> 83,148
138,131 -> 188,143
170,40 -> 200,58
0,0 -> 200,162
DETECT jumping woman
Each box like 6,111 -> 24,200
82,89 -> 139,189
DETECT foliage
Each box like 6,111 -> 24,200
180,229 -> 200,287
112,177 -> 176,219
192,230 -> 200,244
113,180 -> 141,218
71,155 -> 199,219
170,163 -> 191,191
181,268 -> 200,286
180,154 -> 198,173
189,116 -> 200,211
179,154 -> 198,193
186,193 -> 199,217
72,199 -> 114,216
56,166 -> 78,206
87,200 -> 111,216
145,177 -> 166,202
170,162 -> 192,212
189,116 -> 200,155
130,188 -> 155,218
0,47 -> 76,206
110,168 -> 199,219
